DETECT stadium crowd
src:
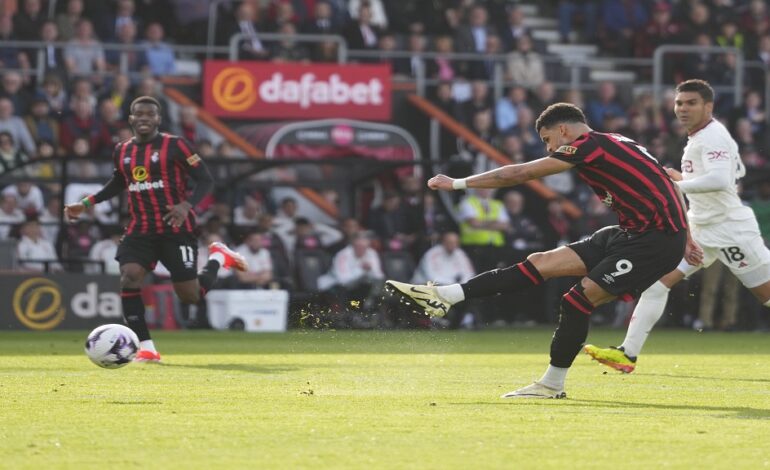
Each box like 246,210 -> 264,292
0,0 -> 769,330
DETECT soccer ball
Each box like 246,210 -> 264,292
84,324 -> 140,369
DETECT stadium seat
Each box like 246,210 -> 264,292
380,251 -> 415,282
294,249 -> 332,292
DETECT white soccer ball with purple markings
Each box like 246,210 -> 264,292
84,324 -> 140,369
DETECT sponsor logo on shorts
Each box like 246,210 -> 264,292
128,180 -> 165,192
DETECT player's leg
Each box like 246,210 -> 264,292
503,277 -> 614,398
717,231 -> 770,308
386,244 -> 587,317
163,236 -> 247,305
115,234 -> 161,361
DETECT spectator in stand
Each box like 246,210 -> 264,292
174,106 -> 215,145
499,134 -> 526,164
500,5 -> 531,52
234,196 -> 263,227
458,188 -> 508,271
741,0 -> 769,36
94,99 -> 127,159
56,0 -> 86,41
270,23 -> 310,62
1,71 -> 32,117
67,137 -> 99,178
234,231 -> 275,289
86,226 -> 122,275
317,232 -> 385,314
327,217 -> 362,254
270,1 -> 301,29
716,18 -> 744,50
731,89 -> 766,139
635,1 -> 679,60
503,191 -> 544,258
302,1 -> 340,35
272,196 -> 299,232
558,0 -> 599,43
368,191 -> 418,252
143,22 -> 176,76
106,0 -> 141,41
37,74 -> 68,117
0,132 -> 28,173
38,196 -> 61,243
107,21 -> 147,74
562,88 -> 585,108
510,106 -> 544,159
0,98 -> 36,159
256,213 -> 289,264
69,78 -> 97,112
678,2 -> 713,46
64,19 -> 107,81
24,97 -> 59,151
0,16 -> 31,77
17,218 -> 62,272
0,194 -> 25,239
99,73 -> 131,119
394,33 -> 427,78
457,80 -> 492,128
421,192 -> 453,247
455,4 -> 497,53
218,1 -> 270,60
529,81 -> 557,118
467,34 -> 502,80
2,181 -> 44,216
427,35 -> 457,81
345,1 -> 381,53
12,0 -> 46,41
621,111 -> 656,145
376,33 -> 400,72
60,97 -> 97,156
36,21 -> 67,81
60,218 -> 102,271
585,81 -> 627,130
733,117 -> 766,168
505,35 -> 545,90
348,0 -> 388,30
599,0 -> 648,57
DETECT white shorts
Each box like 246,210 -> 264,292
677,218 -> 770,288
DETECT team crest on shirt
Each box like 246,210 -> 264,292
556,145 -> 577,155
132,166 -> 148,182
186,153 -> 201,167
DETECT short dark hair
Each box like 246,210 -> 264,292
676,79 -> 714,103
129,96 -> 161,114
535,103 -> 587,132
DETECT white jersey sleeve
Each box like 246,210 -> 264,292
679,119 -> 752,225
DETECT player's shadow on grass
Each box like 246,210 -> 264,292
456,399 -> 770,420
642,373 -> 770,384
159,363 -> 300,374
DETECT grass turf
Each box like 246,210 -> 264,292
1,328 -> 769,469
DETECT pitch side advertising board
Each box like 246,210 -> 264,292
0,274 -> 121,330
203,61 -> 392,120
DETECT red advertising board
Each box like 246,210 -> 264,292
203,61 -> 392,120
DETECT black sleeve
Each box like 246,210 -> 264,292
93,145 -> 127,203
175,138 -> 213,207
549,133 -> 601,166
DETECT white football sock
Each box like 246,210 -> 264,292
435,284 -> 464,304
620,281 -> 670,358
539,365 -> 568,390
209,252 -> 226,266
140,340 -> 157,352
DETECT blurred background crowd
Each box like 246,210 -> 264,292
1,0 -> 769,331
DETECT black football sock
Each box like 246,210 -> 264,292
460,259 -> 544,300
197,259 -> 221,298
550,284 -> 593,368
121,288 -> 150,341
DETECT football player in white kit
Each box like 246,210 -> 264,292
585,79 -> 770,373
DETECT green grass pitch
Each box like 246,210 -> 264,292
2,328 -> 769,469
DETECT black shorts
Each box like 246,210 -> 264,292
116,233 -> 199,282
569,226 -> 686,300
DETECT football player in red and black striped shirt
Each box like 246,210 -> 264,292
386,102 -> 703,398
64,96 -> 248,362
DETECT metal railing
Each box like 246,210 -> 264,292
228,32 -> 348,63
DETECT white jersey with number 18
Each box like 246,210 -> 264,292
680,118 -> 751,226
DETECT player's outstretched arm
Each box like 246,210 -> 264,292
64,170 -> 126,222
428,157 -> 574,191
